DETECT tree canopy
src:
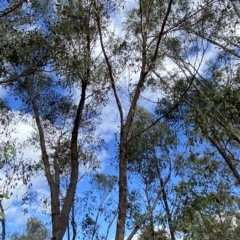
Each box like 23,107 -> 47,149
0,0 -> 240,239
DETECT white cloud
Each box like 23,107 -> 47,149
0,108 -> 111,228
96,101 -> 120,142
0,86 -> 7,98
0,113 -> 47,224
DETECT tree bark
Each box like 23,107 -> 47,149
127,173 -> 171,240
208,136 -> 240,185
0,200 -> 5,240
25,75 -> 87,239
160,177 -> 176,240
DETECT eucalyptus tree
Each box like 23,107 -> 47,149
156,73 -> 240,238
0,101 -> 23,240
94,0 -> 230,239
156,50 -> 240,185
139,226 -> 171,240
182,0 -> 240,59
10,217 -> 50,240
0,138 -> 15,240
185,75 -> 240,185
126,107 -> 177,240
0,0 -> 52,85
180,213 -> 240,240
148,0 -> 240,198
2,0 -> 108,239
77,173 -> 118,240
173,148 -> 240,240
125,107 -> 240,240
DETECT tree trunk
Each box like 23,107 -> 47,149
0,200 -> 5,240
116,134 -> 128,240
160,177 -> 176,240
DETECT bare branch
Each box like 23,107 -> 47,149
126,171 -> 171,240
208,136 -> 240,185
150,0 -> 174,67
94,4 -> 124,127
0,0 -> 25,18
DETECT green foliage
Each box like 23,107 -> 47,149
179,213 -> 240,240
127,107 -> 177,172
2,144 -> 16,163
90,173 -> 118,194
172,149 -> 240,240
139,225 -> 170,240
79,173 -> 118,240
0,143 -> 15,219
0,194 -> 9,200
126,107 -> 177,233
10,217 -> 50,240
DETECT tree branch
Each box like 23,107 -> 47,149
126,171 -> 171,240
94,3 -> 124,127
151,0 -> 174,66
208,136 -> 240,185
0,0 -> 25,18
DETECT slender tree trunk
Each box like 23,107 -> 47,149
116,134 -> 128,240
160,177 -> 176,240
67,218 -> 70,240
71,202 -> 77,240
126,172 -> 171,240
0,200 -> 5,240
209,136 -> 240,185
